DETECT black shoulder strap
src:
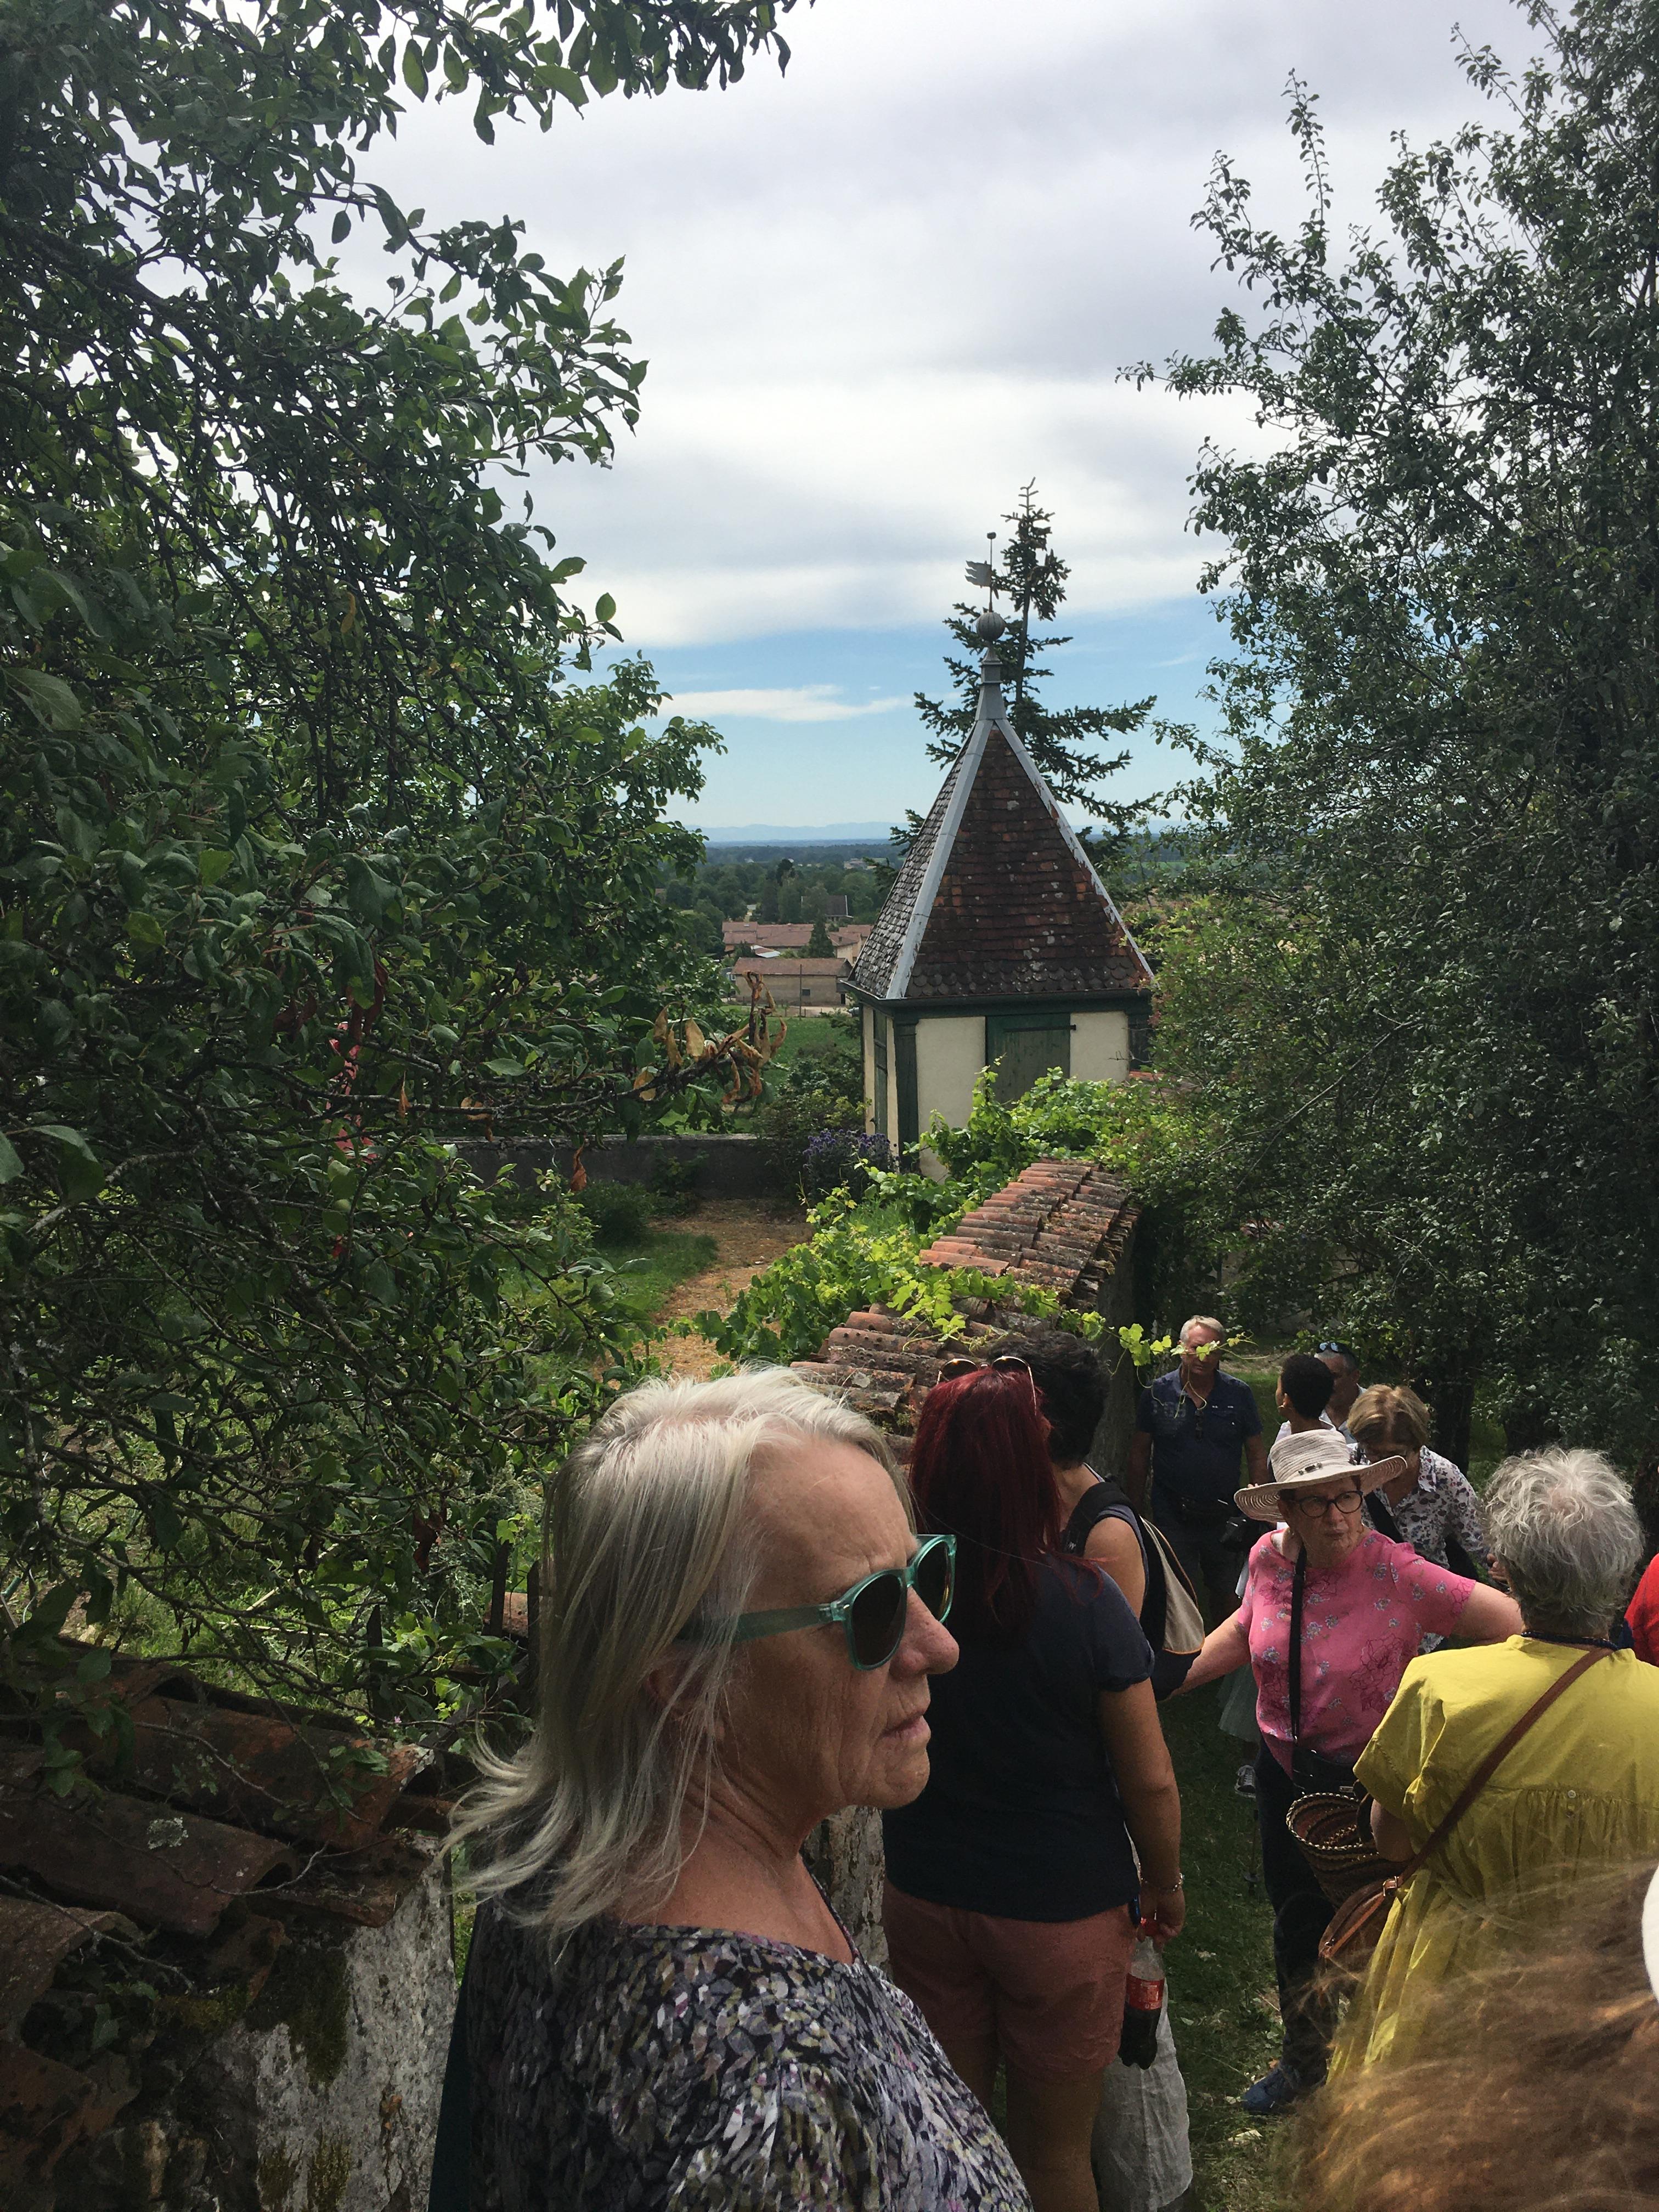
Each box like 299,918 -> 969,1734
1289,1549 -> 1307,1748
1364,1491 -> 1402,1543
1064,1477 -> 1167,1651
1062,1476 -> 1127,1554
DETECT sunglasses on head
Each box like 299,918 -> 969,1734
680,1532 -> 956,1672
936,1353 -> 1035,1385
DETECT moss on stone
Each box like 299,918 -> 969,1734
257,2143 -> 300,2210
246,1939 -> 351,2091
160,1981 -> 256,2036
304,2137 -> 352,2212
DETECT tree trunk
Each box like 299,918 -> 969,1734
1414,1376 -> 1474,1472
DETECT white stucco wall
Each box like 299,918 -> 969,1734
1070,1008 -> 1131,1084
916,1016 -> 987,1138
911,1015 -> 983,1179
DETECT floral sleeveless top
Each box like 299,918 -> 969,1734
466,1898 -> 1031,2211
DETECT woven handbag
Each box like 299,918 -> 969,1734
1287,1791 -> 1393,1907
1316,1647 -> 1605,1973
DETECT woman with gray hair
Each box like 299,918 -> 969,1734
448,1369 -> 1032,2210
1338,1446 -> 1659,2073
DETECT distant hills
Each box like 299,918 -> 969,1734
688,819 -> 895,844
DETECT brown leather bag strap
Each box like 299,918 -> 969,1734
1396,1647 -> 1605,1882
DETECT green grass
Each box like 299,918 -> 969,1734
1161,1688 -> 1294,2211
601,1225 -> 719,1322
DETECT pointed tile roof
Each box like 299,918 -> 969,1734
850,621 -> 1153,1004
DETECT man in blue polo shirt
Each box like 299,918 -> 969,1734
1126,1314 -> 1268,1625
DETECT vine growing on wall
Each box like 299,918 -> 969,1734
699,1070 -> 1210,1370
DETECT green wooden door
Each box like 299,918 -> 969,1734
986,1011 -> 1073,1101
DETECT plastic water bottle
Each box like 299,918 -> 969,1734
1119,1934 -> 1164,2069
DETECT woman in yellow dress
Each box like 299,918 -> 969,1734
1339,1446 -> 1659,2070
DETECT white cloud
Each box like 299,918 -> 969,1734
659,685 -> 906,723
352,0 -> 1543,823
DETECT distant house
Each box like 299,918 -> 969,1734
731,956 -> 850,1011
847,611 -> 1152,1168
843,857 -> 873,872
721,919 -> 873,959
825,894 -> 850,919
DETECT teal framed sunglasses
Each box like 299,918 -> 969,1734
681,1533 -> 956,1672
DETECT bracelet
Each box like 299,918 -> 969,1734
1144,1875 -> 1184,1891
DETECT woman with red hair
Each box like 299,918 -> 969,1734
882,1363 -> 1184,2212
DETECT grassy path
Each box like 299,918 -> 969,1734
647,1194 -> 810,1378
1160,1688 -> 1293,2210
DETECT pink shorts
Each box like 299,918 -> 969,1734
883,1881 -> 1136,2083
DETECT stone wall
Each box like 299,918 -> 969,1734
468,1132 -> 786,1201
15,1846 -> 454,2212
224,1850 -> 453,2212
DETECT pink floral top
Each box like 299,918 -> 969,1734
1237,1528 -> 1476,1770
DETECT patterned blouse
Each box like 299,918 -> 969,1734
1382,1447 -> 1490,1576
466,1897 -> 1032,2212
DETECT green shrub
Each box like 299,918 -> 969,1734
647,1149 -> 706,1216
755,1027 -> 865,1195
577,1180 -> 656,1246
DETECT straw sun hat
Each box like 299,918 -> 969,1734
1234,1427 -> 1408,1523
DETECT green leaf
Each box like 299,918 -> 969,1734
12,668 -> 83,729
26,1583 -> 78,1637
371,186 -> 409,249
545,64 -> 588,106
127,911 -> 166,949
0,1133 -> 22,1183
343,854 -> 394,923
198,847 -> 235,886
402,43 -> 428,98
594,592 -> 616,623
331,210 -> 351,243
37,1124 -> 105,1201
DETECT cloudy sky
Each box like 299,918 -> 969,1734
376,0 -> 1536,834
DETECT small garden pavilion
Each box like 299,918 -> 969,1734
847,610 -> 1153,1169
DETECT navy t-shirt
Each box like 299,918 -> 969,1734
1136,1369 -> 1262,1506
882,1559 -> 1153,1922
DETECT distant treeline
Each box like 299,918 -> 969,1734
657,827 -> 1195,956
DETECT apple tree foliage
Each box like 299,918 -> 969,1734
0,0 -> 804,1725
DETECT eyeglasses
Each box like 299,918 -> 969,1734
679,1533 -> 956,1672
936,1353 -> 1034,1384
1285,1488 -> 1364,1518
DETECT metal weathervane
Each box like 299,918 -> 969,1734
964,532 -> 999,610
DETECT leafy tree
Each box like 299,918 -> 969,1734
0,0 -> 801,1724
805,915 -> 836,957
1142,7 -> 1659,1478
909,486 -> 1154,851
